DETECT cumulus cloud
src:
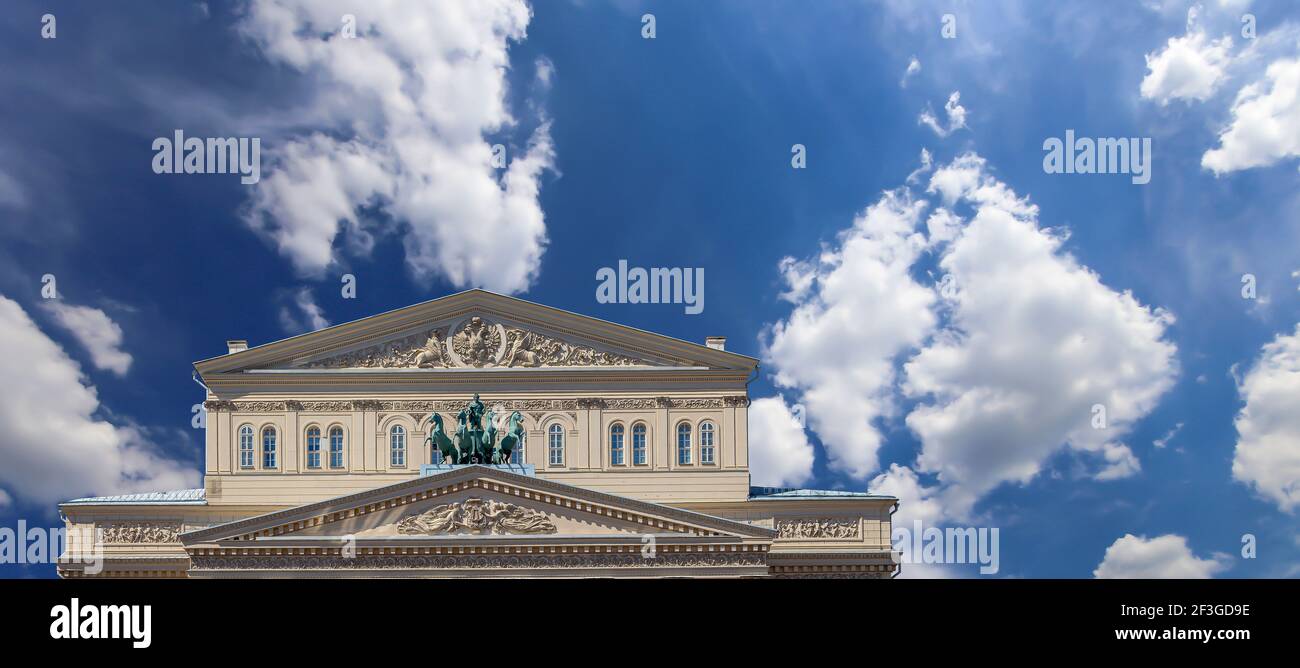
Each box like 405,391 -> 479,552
41,302 -> 133,376
1140,8 -> 1232,105
1202,57 -> 1300,173
762,189 -> 937,478
918,91 -> 968,137
1232,324 -> 1300,512
278,287 -> 331,334
1093,534 -> 1229,578
870,464 -> 963,578
906,154 -> 1175,516
239,0 -> 554,294
765,152 -> 1177,521
747,395 -> 815,487
0,295 -> 196,507
0,488 -> 11,508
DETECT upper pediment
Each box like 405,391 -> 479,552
181,465 -> 776,544
283,313 -> 650,370
195,290 -> 756,375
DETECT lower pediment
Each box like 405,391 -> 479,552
292,487 -> 659,539
181,465 -> 776,546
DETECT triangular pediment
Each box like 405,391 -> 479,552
180,465 -> 776,545
195,290 -> 755,375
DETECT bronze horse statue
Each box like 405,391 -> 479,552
425,413 -> 461,464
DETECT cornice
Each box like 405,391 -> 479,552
204,396 -> 749,413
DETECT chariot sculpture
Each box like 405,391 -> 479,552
425,393 -> 526,465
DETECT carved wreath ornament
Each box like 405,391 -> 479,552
396,498 -> 557,535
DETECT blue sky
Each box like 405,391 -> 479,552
1,1 -> 1297,578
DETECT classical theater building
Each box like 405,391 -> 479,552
58,290 -> 898,578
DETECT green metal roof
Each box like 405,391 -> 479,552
62,488 -> 207,506
748,486 -> 895,501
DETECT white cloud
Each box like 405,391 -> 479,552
1140,8 -> 1233,105
919,91 -> 968,137
900,56 -> 921,88
871,464 -> 946,527
906,154 -> 1176,517
765,151 -> 1177,518
1202,57 -> 1300,173
1153,422 -> 1183,448
762,189 -> 937,478
1232,324 -> 1300,512
747,396 -> 815,487
41,302 -> 133,376
278,287 -> 330,334
239,0 -> 554,294
1095,443 -> 1143,481
0,488 -> 11,508
0,295 -> 196,507
1094,534 -> 1229,578
905,148 -> 933,185
869,464 -> 963,578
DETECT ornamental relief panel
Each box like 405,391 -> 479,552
295,316 -> 651,369
396,498 -> 557,535
98,523 -> 183,544
775,518 -> 861,540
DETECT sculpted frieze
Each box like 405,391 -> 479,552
299,316 -> 648,369
98,523 -> 183,544
775,518 -> 861,540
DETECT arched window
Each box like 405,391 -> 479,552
305,426 -> 321,468
239,425 -> 254,469
261,427 -> 277,469
390,425 -> 406,467
610,424 -> 625,466
329,426 -> 344,468
548,424 -> 564,466
700,421 -> 716,465
676,423 -> 692,465
632,424 -> 647,465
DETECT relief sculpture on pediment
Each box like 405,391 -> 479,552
396,497 -> 557,535
300,316 -> 645,369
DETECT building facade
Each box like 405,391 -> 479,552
57,290 -> 898,578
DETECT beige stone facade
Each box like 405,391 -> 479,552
58,290 -> 898,578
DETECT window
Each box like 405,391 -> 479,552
677,423 -> 692,465
548,424 -> 564,466
261,427 -> 277,469
700,421 -> 715,464
329,426 -> 344,468
390,426 -> 406,467
632,423 -> 647,465
610,424 -> 625,466
511,437 -> 525,464
239,425 -> 254,468
306,427 -> 321,468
